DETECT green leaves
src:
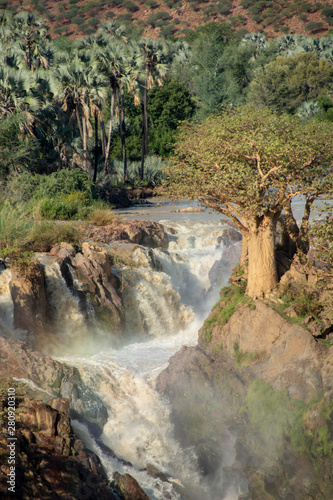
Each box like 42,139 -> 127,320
163,106 -> 333,229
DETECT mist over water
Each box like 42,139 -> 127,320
0,201 -> 243,499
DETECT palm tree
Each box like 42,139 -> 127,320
95,23 -> 140,181
50,52 -> 107,174
0,65 -> 42,135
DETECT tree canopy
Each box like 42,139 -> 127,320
163,106 -> 333,297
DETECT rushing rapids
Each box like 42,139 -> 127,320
0,202 -> 242,499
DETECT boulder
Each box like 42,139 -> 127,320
87,219 -> 169,249
0,392 -> 117,500
112,472 -> 149,500
0,337 -> 107,433
9,262 -> 52,338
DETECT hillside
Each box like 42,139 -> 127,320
2,0 -> 333,39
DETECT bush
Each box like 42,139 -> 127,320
54,26 -> 70,35
88,207 -> 122,226
305,21 -> 324,32
123,0 -> 139,11
145,0 -> 159,8
72,16 -> 85,25
37,191 -> 90,220
321,6 -> 333,17
87,16 -> 100,26
0,204 -> 32,250
24,221 -> 82,252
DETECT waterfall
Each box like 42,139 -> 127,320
0,207 -> 242,499
53,216 -> 241,499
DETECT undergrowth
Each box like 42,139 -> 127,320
202,284 -> 255,342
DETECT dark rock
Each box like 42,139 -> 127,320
0,393 -> 116,500
146,463 -> 169,482
0,337 -> 108,434
112,472 -> 149,500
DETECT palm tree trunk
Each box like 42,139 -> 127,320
93,110 -> 98,183
119,83 -> 128,183
82,116 -> 88,172
140,83 -> 148,181
103,87 -> 115,175
25,34 -> 32,71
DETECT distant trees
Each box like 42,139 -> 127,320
247,52 -> 333,114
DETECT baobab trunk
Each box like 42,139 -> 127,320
246,212 -> 280,298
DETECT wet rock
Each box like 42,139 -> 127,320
50,241 -> 125,336
146,463 -> 169,482
9,262 -> 52,338
0,393 -> 116,500
87,219 -> 169,249
73,242 -> 125,333
112,472 -> 149,500
158,300 -> 333,499
0,337 -> 107,434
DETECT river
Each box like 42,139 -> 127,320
49,199 -> 243,500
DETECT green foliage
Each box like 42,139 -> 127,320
145,0 -> 159,7
0,203 -> 32,250
123,0 -> 139,11
243,380 -> 308,459
37,191 -> 90,220
309,217 -> 333,265
202,284 -> 251,341
305,21 -> 324,32
247,52 -> 333,114
24,221 -> 82,251
0,114 -> 40,177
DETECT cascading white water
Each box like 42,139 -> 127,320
54,214 -> 241,500
0,204 -> 241,499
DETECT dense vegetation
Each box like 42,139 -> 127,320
1,9 -> 333,269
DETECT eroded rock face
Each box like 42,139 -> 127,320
0,337 -> 107,434
9,262 -> 52,337
87,219 -> 169,249
50,241 -> 125,336
0,393 -> 116,500
202,300 -> 327,402
158,301 -> 333,499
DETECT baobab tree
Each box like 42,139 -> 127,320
163,106 -> 333,298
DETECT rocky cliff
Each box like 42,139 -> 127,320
0,383 -> 149,500
157,262 -> 333,499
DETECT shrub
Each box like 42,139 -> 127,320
105,11 -> 116,18
24,221 -> 82,252
145,0 -> 159,8
322,6 -> 333,17
299,2 -> 318,13
54,26 -> 70,35
72,16 -> 85,25
38,191 -> 90,220
88,207 -> 121,226
305,21 -> 324,32
117,13 -> 133,21
87,16 -> 100,26
0,204 -> 32,250
123,0 -> 139,11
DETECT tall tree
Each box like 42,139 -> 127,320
50,53 -> 107,174
162,106 -> 333,298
